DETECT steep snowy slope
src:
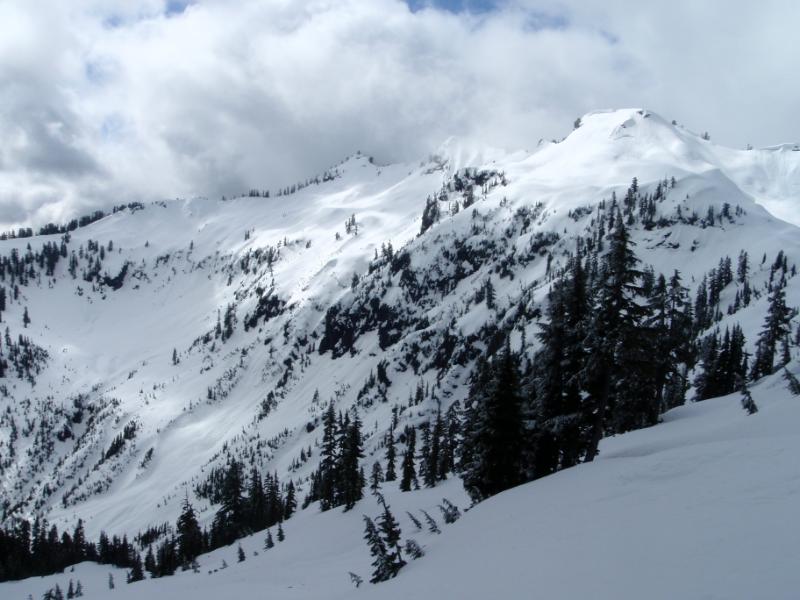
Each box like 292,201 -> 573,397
1,107 -> 799,585
5,367 -> 799,599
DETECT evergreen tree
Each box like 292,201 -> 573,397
318,402 -> 339,510
339,410 -> 365,510
237,545 -> 246,562
484,278 -> 496,310
582,219 -> 654,461
127,556 -> 145,583
370,461 -> 384,494
533,252 -> 590,477
399,429 -> 417,492
422,411 -> 443,487
284,481 -> 297,520
276,522 -> 285,542
376,497 -> 405,579
212,460 -> 246,545
246,466 -> 267,531
460,344 -> 525,501
739,376 -> 759,415
176,497 -> 203,564
384,428 -> 397,482
363,516 -> 389,583
419,197 -> 440,235
264,530 -> 274,550
752,283 -> 793,379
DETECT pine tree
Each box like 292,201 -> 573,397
108,573 -> 114,590
376,496 -> 405,580
533,253 -> 589,477
264,529 -> 274,549
484,278 -> 496,310
237,544 -> 246,562
752,282 -> 793,379
460,344 -> 525,501
582,219 -> 654,461
421,510 -> 440,534
422,411 -> 443,487
318,402 -> 338,510
284,480 -> 297,520
246,466 -> 267,531
419,197 -> 440,235
399,429 -> 417,492
127,556 -> 145,583
738,376 -> 758,415
339,410 -> 365,510
74,581 -> 83,597
384,428 -> 397,482
176,497 -> 203,564
783,368 -> 800,395
363,516 -> 389,583
212,460 -> 246,545
277,522 -> 285,542
370,461 -> 384,494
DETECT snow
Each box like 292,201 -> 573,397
5,369 -> 799,599
2,108 -> 800,598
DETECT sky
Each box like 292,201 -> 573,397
0,0 -> 798,230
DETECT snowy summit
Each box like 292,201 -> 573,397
1,94 -> 800,600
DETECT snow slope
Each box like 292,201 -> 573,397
5,368 -> 799,600
2,108 -> 800,597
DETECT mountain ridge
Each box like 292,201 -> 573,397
1,108 -> 800,597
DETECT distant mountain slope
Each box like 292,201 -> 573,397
4,368 -> 798,599
0,106 -> 798,556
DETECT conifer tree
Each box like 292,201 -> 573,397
339,410 -> 365,510
738,376 -> 758,415
582,219 -> 654,461
370,461 -> 384,494
363,516 -> 389,583
399,429 -> 417,492
384,428 -> 397,482
212,460 -> 246,545
127,556 -> 145,583
375,496 -> 405,580
246,466 -> 267,531
752,282 -> 793,379
460,344 -> 525,501
318,402 -> 338,510
176,497 -> 203,564
284,481 -> 297,520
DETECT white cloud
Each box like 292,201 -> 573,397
0,0 -> 797,229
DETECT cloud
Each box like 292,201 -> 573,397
0,0 -> 797,229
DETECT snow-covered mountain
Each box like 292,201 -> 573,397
2,108 -> 800,598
